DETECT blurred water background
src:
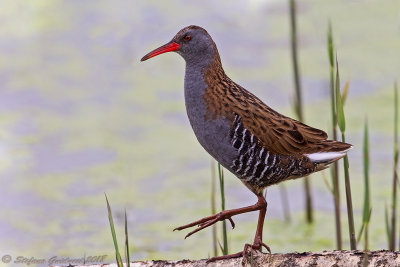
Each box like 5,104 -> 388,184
0,0 -> 400,263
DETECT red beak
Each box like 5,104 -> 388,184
140,42 -> 180,61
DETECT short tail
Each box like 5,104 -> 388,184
306,145 -> 353,170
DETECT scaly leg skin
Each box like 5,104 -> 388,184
173,195 -> 266,238
206,197 -> 270,262
174,195 -> 270,262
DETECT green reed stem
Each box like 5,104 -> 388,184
218,163 -> 228,255
390,82 -> 398,251
211,160 -> 218,257
335,58 -> 356,250
342,135 -> 356,249
328,20 -> 341,250
290,0 -> 313,224
124,209 -> 131,267
362,119 -> 371,253
385,203 -> 391,247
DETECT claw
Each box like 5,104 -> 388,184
184,217 -> 218,239
228,217 -> 235,229
261,243 -> 271,253
173,226 -> 186,231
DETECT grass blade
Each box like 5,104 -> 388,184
357,222 -> 365,244
343,149 -> 356,249
328,21 -> 336,128
327,21 -> 334,68
321,171 -> 334,195
105,193 -> 123,267
289,0 -> 303,121
125,209 -> 130,267
218,163 -> 228,255
390,81 -> 398,251
362,119 -> 371,252
335,56 -> 345,133
363,121 -> 370,224
385,203 -> 392,248
341,81 -> 349,106
335,58 -> 356,249
217,240 -> 224,255
328,20 -> 341,250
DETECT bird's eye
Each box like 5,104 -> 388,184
183,35 -> 191,41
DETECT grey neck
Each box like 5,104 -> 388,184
183,55 -> 213,98
181,52 -> 238,172
183,54 -> 216,137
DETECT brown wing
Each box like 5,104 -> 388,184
234,87 -> 352,155
202,72 -> 351,155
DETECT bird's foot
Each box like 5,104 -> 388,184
173,211 -> 235,239
207,242 -> 271,263
206,241 -> 271,263
174,196 -> 266,239
252,236 -> 271,253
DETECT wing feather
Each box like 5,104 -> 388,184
229,86 -> 348,155
202,69 -> 351,155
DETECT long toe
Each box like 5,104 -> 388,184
206,251 -> 244,263
173,213 -> 220,231
260,243 -> 271,253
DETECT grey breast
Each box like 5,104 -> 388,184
183,64 -> 238,171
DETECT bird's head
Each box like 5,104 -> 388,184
141,25 -> 217,64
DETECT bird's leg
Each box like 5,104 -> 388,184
251,198 -> 270,252
174,195 -> 267,241
206,195 -> 269,262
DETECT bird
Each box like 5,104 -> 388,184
140,25 -> 352,261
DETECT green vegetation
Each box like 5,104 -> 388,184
327,21 -> 342,250
105,194 -> 133,267
358,120 -> 371,247
218,163 -> 229,255
361,119 -> 371,266
105,194 -> 123,267
210,160 -> 218,257
390,82 -> 398,251
335,58 -> 356,250
125,209 -> 131,267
